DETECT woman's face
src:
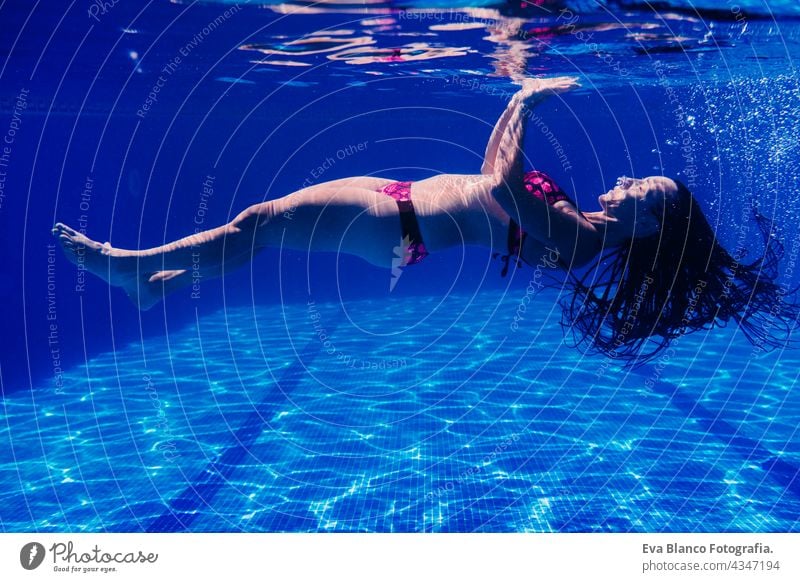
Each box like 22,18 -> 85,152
599,175 -> 678,238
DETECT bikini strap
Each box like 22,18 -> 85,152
494,218 -> 527,277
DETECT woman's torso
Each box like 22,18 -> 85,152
408,173 -> 499,250
409,173 -> 581,267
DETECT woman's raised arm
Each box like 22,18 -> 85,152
489,76 -> 579,187
489,77 -> 598,266
481,91 -> 520,176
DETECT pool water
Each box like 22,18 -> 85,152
2,291 -> 798,532
1,0 -> 799,532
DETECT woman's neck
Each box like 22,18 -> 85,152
582,211 -> 629,247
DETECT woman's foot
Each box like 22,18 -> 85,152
129,270 -> 188,311
52,222 -> 166,310
52,222 -> 127,285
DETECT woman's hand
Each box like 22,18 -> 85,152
514,76 -> 580,104
483,75 -> 580,180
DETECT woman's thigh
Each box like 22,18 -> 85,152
249,186 -> 403,267
299,176 -> 396,195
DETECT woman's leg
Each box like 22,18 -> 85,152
53,183 -> 402,308
120,251 -> 256,310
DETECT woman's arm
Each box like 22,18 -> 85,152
490,77 -> 578,187
481,77 -> 553,175
490,77 -> 599,266
481,93 -> 519,175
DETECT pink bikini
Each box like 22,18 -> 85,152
379,170 -> 571,274
499,170 -> 572,275
378,180 -> 429,266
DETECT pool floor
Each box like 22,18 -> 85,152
2,291 -> 798,532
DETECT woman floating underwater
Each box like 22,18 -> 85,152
53,77 -> 797,362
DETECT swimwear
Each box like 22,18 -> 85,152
496,170 -> 572,276
379,180 -> 429,265
378,171 -> 568,272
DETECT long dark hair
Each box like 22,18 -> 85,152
561,180 -> 799,363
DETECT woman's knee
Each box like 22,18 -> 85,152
231,202 -> 275,234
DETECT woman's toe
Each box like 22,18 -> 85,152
54,223 -> 78,236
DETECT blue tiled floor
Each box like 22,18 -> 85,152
2,291 -> 798,532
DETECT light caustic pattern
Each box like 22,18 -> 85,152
2,0 -> 800,535
1,292 -> 798,532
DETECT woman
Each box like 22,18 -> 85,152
53,77 -> 797,362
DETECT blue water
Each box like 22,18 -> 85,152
1,0 -> 800,532
3,292 -> 799,532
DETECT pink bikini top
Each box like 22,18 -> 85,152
496,170 -> 572,276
